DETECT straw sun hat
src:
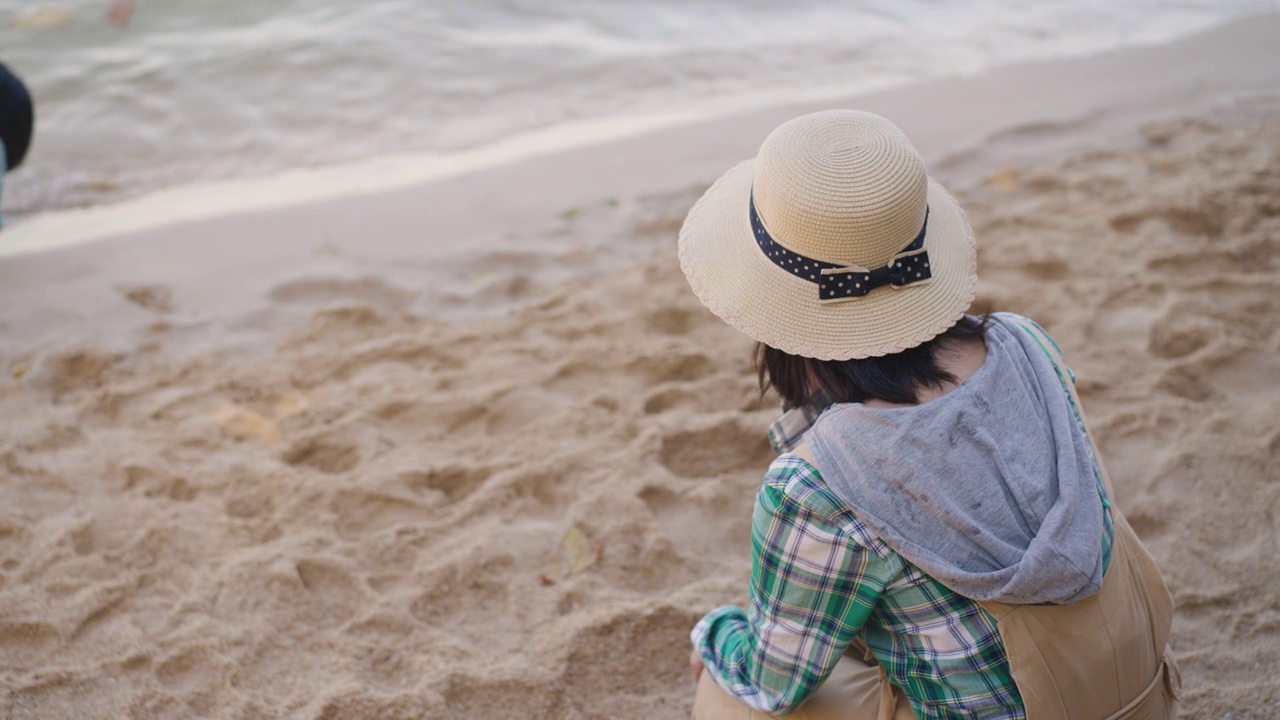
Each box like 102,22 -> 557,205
678,110 -> 977,360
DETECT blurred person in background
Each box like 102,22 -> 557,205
0,62 -> 35,230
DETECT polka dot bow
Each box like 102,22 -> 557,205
750,195 -> 932,303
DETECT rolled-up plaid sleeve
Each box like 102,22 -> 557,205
691,454 -> 898,714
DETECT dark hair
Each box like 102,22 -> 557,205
756,315 -> 991,410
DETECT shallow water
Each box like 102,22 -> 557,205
1,0 -> 1277,219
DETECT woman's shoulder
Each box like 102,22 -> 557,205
764,451 -> 896,561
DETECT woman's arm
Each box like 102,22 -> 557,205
691,455 -> 899,714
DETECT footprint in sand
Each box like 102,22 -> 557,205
642,375 -> 764,415
330,488 -> 433,538
117,284 -> 174,313
0,620 -> 61,668
154,645 -> 230,695
268,275 -> 416,316
639,483 -> 752,564
341,612 -> 422,692
643,386 -> 698,415
1108,205 -> 1224,238
280,435 -> 360,474
440,676 -> 560,719
407,555 -> 516,633
560,604 -> 699,712
642,306 -> 699,336
214,556 -> 368,628
121,463 -> 198,501
658,419 -> 774,479
627,350 -> 716,384
35,348 -> 122,400
1148,312 -> 1218,360
293,558 -> 369,623
396,465 -> 491,505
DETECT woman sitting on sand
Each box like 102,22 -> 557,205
678,110 -> 1180,719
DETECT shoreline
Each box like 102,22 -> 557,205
4,4 -> 1272,238
1,15 -> 1277,363
3,14 -> 1279,259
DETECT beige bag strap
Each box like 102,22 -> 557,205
993,319 -> 1179,719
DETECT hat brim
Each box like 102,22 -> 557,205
678,160 -> 977,360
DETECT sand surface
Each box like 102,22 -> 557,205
2,18 -> 1280,720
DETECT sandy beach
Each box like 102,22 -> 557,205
2,16 -> 1279,720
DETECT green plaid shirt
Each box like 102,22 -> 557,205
692,373 -> 1113,718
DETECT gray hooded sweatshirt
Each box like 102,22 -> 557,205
805,313 -> 1106,605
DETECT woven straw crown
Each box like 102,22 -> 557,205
678,110 -> 977,360
753,113 -> 929,270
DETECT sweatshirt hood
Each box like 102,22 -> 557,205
806,313 -> 1106,605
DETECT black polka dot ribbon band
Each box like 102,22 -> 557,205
750,195 -> 933,303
